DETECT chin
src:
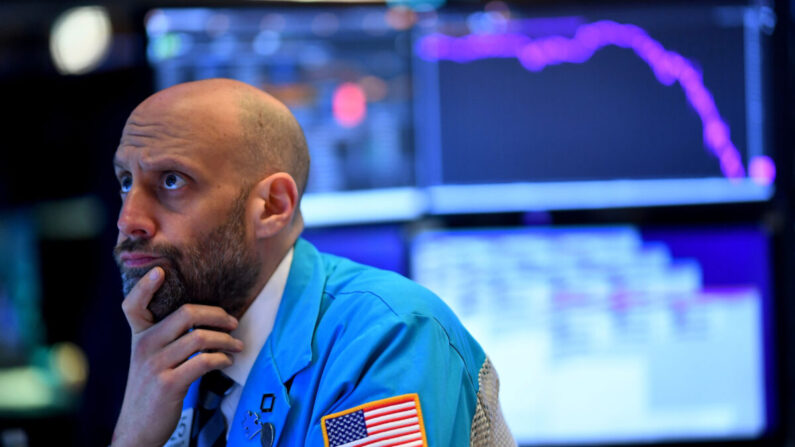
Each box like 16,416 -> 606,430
145,295 -> 180,322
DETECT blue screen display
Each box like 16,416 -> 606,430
411,225 -> 770,444
146,6 -> 419,226
146,2 -> 775,225
302,224 -> 406,275
414,3 -> 775,212
0,211 -> 44,367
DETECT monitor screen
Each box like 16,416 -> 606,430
145,5 -> 422,226
413,2 -> 776,212
145,1 -> 776,223
411,225 -> 770,445
0,210 -> 44,367
302,224 -> 406,275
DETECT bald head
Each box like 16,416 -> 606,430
236,84 -> 310,196
131,78 -> 310,196
115,79 -> 310,320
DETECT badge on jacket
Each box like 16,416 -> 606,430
321,393 -> 428,447
164,408 -> 193,447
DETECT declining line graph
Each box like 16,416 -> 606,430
416,20 -> 750,180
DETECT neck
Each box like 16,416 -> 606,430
234,228 -> 300,319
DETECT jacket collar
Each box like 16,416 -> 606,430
267,238 -> 325,380
226,238 -> 325,446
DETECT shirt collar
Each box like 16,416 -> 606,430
222,247 -> 294,386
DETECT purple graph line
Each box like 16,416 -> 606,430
416,21 -> 746,179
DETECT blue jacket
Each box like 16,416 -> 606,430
173,238 -> 506,446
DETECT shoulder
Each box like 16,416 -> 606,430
290,248 -> 504,446
315,252 -> 485,378
320,252 -> 440,316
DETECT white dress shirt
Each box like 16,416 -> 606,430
220,248 -> 293,438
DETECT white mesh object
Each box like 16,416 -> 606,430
470,357 -> 517,447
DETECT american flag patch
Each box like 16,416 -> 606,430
321,393 -> 428,447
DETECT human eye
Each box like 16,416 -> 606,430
118,173 -> 132,194
162,172 -> 187,190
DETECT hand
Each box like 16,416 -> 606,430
111,267 -> 243,447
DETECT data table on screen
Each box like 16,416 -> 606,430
411,226 -> 769,445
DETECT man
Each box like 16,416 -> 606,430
110,78 -> 514,447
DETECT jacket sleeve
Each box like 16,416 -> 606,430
305,311 -> 480,446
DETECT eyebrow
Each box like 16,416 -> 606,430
139,155 -> 197,174
113,154 -> 200,177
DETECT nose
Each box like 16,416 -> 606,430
117,188 -> 156,240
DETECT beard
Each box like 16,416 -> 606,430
113,192 -> 262,322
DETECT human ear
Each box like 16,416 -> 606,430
250,172 -> 299,238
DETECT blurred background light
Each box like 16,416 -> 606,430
362,11 -> 389,36
749,155 -> 776,186
359,76 -> 388,102
49,6 -> 112,76
205,13 -> 231,37
149,32 -> 193,62
312,12 -> 340,36
145,9 -> 170,36
49,342 -> 89,391
260,13 -> 286,32
386,0 -> 446,11
333,82 -> 367,128
386,6 -> 418,30
252,30 -> 282,56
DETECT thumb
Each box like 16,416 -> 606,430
121,267 -> 164,333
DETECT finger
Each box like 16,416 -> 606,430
167,351 -> 234,387
158,329 -> 244,370
146,304 -> 238,348
121,267 -> 164,333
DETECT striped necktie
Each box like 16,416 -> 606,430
191,370 -> 235,447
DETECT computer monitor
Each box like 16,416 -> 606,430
145,5 -> 422,226
0,210 -> 44,367
145,1 -> 776,224
413,2 -> 776,213
302,224 -> 406,275
411,224 -> 771,445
